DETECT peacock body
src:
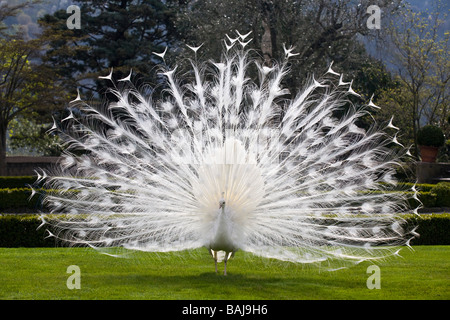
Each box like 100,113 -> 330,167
40,33 -> 417,273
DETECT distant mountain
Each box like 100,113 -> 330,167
3,0 -> 69,38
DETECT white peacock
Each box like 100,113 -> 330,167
39,32 -> 417,274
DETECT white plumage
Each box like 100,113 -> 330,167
40,34 -> 417,274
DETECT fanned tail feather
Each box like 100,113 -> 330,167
41,33 -> 417,270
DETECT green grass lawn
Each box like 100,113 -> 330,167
0,246 -> 448,300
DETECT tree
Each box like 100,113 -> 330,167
173,0 -> 402,93
384,1 -> 449,157
39,0 -> 179,95
375,78 -> 415,148
0,31 -> 66,174
8,115 -> 62,156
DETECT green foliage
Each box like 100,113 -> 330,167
39,0 -> 177,94
0,179 -> 448,248
431,182 -> 450,207
407,191 -> 436,208
375,79 -> 415,149
0,176 -> 38,188
417,125 -> 445,147
403,182 -> 450,208
437,139 -> 450,162
0,214 -> 54,247
0,213 -> 448,247
8,116 -> 62,156
176,0 -> 403,101
0,24 -> 68,174
419,192 -> 437,208
0,188 -> 46,211
1,181 -> 448,212
406,213 -> 450,245
384,2 -> 449,158
397,182 -> 436,192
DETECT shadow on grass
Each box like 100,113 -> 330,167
85,268 -> 365,299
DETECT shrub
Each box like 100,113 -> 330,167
0,214 -> 55,247
406,213 -> 450,245
0,185 -> 444,213
431,182 -> 450,207
397,182 -> 435,192
0,188 -> 48,212
0,213 -> 448,247
417,191 -> 437,208
417,125 -> 445,147
406,191 -> 436,208
0,176 -> 39,189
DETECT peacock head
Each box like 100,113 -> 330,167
219,192 -> 226,210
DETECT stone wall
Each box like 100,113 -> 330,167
416,162 -> 450,184
5,156 -> 60,176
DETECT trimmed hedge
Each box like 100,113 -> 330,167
403,182 -> 450,208
0,213 -> 448,247
0,215 -> 55,247
431,182 -> 450,207
407,191 -> 437,208
1,186 -> 448,212
0,188 -> 48,212
0,176 -> 39,189
407,213 -> 450,245
397,182 -> 436,192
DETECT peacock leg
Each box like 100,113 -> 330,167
224,251 -> 229,276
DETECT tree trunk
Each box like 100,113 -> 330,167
412,94 -> 420,160
261,18 -> 272,66
0,121 -> 7,176
261,0 -> 277,67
